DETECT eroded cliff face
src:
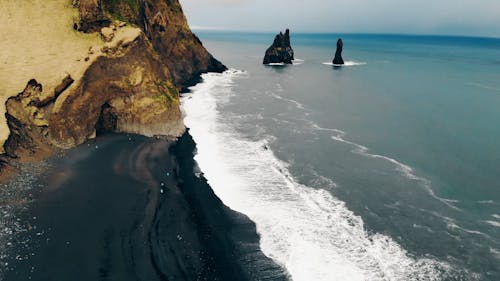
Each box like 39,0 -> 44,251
4,31 -> 183,158
49,32 -> 184,149
0,0 -> 225,178
140,0 -> 227,87
75,0 -> 227,87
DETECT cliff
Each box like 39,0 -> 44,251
76,0 -> 227,87
0,0 -> 226,179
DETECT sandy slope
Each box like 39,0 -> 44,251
0,0 -> 103,151
0,1 -> 145,153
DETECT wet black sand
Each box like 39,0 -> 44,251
2,132 -> 289,281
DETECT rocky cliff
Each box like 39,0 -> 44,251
75,0 -> 227,87
263,29 -> 294,64
0,0 -> 226,179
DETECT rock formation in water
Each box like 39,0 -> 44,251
333,38 -> 344,65
0,0 -> 226,179
263,29 -> 294,64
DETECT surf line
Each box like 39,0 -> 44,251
182,70 -> 453,281
308,123 -> 461,211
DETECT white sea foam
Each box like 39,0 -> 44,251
477,200 -> 497,205
292,58 -> 305,65
266,59 -> 304,66
493,214 -> 500,220
182,70 -> 452,281
484,221 -> 500,228
412,208 -> 493,242
275,83 -> 284,92
322,61 -> 367,67
269,92 -> 305,109
446,222 -> 489,237
467,82 -> 500,92
490,248 -> 500,259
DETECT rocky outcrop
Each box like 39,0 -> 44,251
3,33 -> 184,160
50,33 -> 185,149
74,0 -> 112,32
139,0 -> 227,88
74,0 -> 227,89
333,38 -> 344,65
263,29 -> 294,65
1,0 -> 224,179
3,80 -> 52,160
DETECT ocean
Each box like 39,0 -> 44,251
182,32 -> 500,281
2,32 -> 500,281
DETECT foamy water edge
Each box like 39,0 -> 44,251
181,70 -> 457,281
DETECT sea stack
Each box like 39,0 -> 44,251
263,29 -> 294,64
333,38 -> 344,65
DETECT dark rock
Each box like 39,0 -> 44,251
3,79 -> 54,160
333,38 -> 344,65
73,0 -> 227,89
4,80 -> 47,159
95,103 -> 117,134
20,79 -> 43,98
4,112 -> 34,159
73,0 -> 111,33
139,0 -> 227,88
26,75 -> 73,108
0,155 -> 15,181
54,75 -> 74,96
263,29 -> 294,64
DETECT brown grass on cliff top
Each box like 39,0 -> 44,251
0,0 -> 101,150
0,0 -> 141,153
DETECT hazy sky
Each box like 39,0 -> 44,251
180,0 -> 500,37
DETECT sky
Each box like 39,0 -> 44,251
179,0 -> 500,37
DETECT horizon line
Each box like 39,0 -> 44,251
190,27 -> 500,40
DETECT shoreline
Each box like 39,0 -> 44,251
0,132 -> 289,280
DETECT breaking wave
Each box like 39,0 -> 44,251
323,61 -> 367,66
181,70 -> 454,281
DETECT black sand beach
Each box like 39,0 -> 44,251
2,132 -> 288,281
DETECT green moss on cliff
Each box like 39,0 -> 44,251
102,0 -> 140,23
167,0 -> 183,13
154,80 -> 179,103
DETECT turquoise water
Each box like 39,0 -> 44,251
184,32 -> 500,280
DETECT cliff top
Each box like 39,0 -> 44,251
0,0 -> 225,159
0,0 -> 141,151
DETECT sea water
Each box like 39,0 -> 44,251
182,33 -> 500,281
